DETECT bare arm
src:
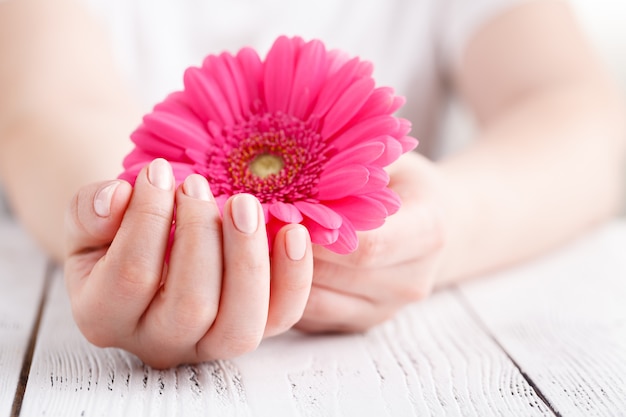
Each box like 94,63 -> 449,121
305,1 -> 626,333
0,0 -> 140,261
437,0 -> 626,282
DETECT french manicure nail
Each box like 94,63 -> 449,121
285,226 -> 307,261
231,194 -> 259,234
183,175 -> 211,201
94,181 -> 120,217
148,158 -> 173,190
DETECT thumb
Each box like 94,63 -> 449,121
64,180 -> 133,259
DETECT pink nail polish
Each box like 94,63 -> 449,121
285,226 -> 307,261
231,194 -> 259,234
183,175 -> 211,201
148,158 -> 173,190
94,181 -> 120,217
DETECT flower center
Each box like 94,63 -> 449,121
206,111 -> 327,204
249,153 -> 284,178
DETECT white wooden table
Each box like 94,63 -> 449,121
1,217 -> 625,417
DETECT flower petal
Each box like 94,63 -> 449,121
288,39 -> 327,119
369,188 -> 402,215
264,35 -> 297,113
321,77 -> 375,138
330,115 -> 400,152
302,219 -> 339,245
325,195 -> 387,230
294,201 -> 343,230
355,166 -> 390,195
236,47 -> 263,106
373,135 -> 403,166
316,165 -> 370,200
398,135 -> 419,153
323,141 -> 385,172
142,110 -> 210,150
203,53 -> 243,120
323,218 -> 358,254
269,201 -> 304,223
183,66 -> 234,125
311,57 -> 372,118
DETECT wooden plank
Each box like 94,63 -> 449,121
21,268 -> 552,416
0,219 -> 48,417
459,220 -> 626,416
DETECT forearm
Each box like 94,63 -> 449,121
0,0 -> 140,261
437,82 -> 626,284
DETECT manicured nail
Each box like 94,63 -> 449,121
285,226 -> 308,261
183,175 -> 211,201
94,181 -> 120,217
231,194 -> 259,234
148,158 -> 173,190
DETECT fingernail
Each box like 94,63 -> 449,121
231,194 -> 259,234
148,158 -> 173,190
94,181 -> 120,217
285,226 -> 308,261
183,175 -> 211,201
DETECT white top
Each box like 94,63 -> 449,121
84,0 -> 529,157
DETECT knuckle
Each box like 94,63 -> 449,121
213,327 -> 263,358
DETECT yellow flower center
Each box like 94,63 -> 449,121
249,153 -> 285,178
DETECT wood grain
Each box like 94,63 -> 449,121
459,221 -> 626,417
0,219 -> 47,417
20,266 -> 554,416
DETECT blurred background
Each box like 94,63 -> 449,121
441,0 -> 626,215
562,0 -> 626,215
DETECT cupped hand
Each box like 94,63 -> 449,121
64,158 -> 313,368
296,152 -> 447,333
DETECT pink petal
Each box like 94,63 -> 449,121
288,39 -> 327,119
316,165 -> 370,200
203,53 -> 243,120
302,219 -> 339,245
355,166 -> 390,195
142,110 -> 210,150
170,162 -> 197,185
398,135 -> 419,153
369,188 -> 402,215
124,139 -> 186,164
325,195 -> 387,230
312,57 -> 371,118
330,115 -> 399,152
131,132 -> 188,160
264,35 -> 296,113
323,218 -> 358,254
294,201 -> 343,230
223,52 -> 252,115
269,202 -> 304,223
323,141 -> 385,172
321,77 -> 375,138
373,136 -> 403,166
348,86 -> 395,124
236,47 -> 263,106
183,67 -> 234,126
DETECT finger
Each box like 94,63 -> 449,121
138,175 -> 223,364
65,179 -> 132,275
312,254 -> 438,304
295,283 -> 392,334
313,200 -> 444,269
196,193 -> 270,359
75,158 -> 176,342
264,224 -> 313,338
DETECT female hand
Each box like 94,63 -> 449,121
296,152 -> 447,333
64,158 -> 313,368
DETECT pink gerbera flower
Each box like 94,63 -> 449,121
120,36 -> 417,254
